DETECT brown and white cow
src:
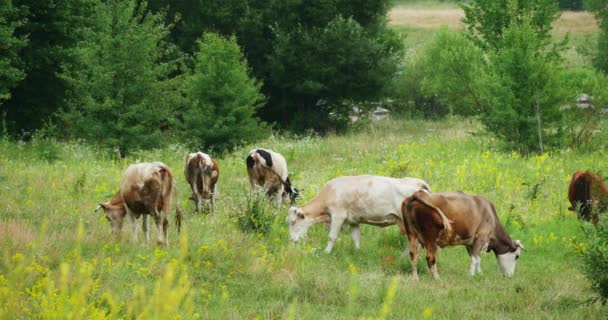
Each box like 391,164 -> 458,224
185,152 -> 219,213
287,175 -> 432,253
246,148 -> 298,206
568,170 -> 608,224
402,191 -> 524,279
96,162 -> 182,245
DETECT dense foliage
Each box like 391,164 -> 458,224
586,0 -> 608,74
182,33 -> 266,153
57,0 -> 180,155
1,0 -> 401,141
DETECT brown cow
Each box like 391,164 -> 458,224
185,152 -> 219,213
246,148 -> 299,206
568,170 -> 608,224
402,190 -> 524,279
96,162 -> 182,245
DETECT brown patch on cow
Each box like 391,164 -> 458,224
568,170 -> 608,224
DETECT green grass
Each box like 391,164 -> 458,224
1,118 -> 607,319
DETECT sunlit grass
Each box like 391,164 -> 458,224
1,117 -> 607,318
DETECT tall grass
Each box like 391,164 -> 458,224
1,117 -> 607,318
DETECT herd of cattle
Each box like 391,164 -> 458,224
95,148 -> 608,279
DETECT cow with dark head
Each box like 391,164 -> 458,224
568,170 -> 608,224
246,148 -> 299,206
402,190 -> 524,279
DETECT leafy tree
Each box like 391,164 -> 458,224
3,0 -> 96,135
0,0 -> 27,104
266,16 -> 402,131
181,33 -> 266,153
586,0 -> 608,74
479,15 -> 566,154
417,28 -> 486,117
58,0 -> 182,155
146,0 -> 400,131
462,0 -> 560,51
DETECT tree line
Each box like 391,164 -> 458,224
1,0 -> 608,155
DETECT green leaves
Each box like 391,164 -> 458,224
182,32 -> 266,153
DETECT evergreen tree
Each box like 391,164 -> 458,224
0,0 -> 26,105
586,0 -> 608,74
58,0 -> 182,155
181,33 -> 266,153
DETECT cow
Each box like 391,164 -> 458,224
402,190 -> 524,279
568,170 -> 608,224
96,162 -> 182,246
185,152 -> 219,213
287,175 -> 431,253
246,148 -> 299,206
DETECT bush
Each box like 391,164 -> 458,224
181,32 -> 267,153
235,191 -> 276,236
581,221 -> 608,302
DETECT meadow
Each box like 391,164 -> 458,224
1,117 -> 607,319
2,2 -> 608,319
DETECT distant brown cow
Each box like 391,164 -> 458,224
568,170 -> 608,224
185,152 -> 219,213
96,162 -> 182,245
402,191 -> 524,279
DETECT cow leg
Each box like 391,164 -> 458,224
162,216 -> 169,246
468,240 -> 487,275
325,215 -> 346,254
350,224 -> 361,250
425,242 -> 439,279
126,208 -> 138,242
407,231 -> 420,280
152,211 -> 166,246
142,214 -> 150,243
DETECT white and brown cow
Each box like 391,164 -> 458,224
185,152 -> 219,213
287,175 -> 432,253
96,162 -> 182,245
402,190 -> 524,279
246,148 -> 298,206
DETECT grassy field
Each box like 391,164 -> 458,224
389,4 -> 599,68
1,118 -> 607,319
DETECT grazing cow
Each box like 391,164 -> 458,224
185,152 -> 219,213
402,191 -> 524,279
568,170 -> 608,224
287,175 -> 431,253
246,148 -> 299,206
96,162 -> 182,245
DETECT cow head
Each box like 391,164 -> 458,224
95,202 -> 127,234
496,240 -> 525,277
287,206 -> 315,242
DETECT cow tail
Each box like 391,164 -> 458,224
159,164 -> 182,233
411,192 -> 452,232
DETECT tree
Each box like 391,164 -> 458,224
3,0 -> 96,136
0,0 -> 27,105
479,15 -> 566,154
181,33 -> 266,153
58,0 -> 182,155
586,0 -> 608,74
462,0 -> 559,51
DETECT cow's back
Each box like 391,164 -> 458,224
325,175 -> 426,219
121,162 -> 173,214
412,192 -> 497,243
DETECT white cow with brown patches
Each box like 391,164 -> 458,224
185,152 -> 219,213
287,175 -> 431,253
246,148 -> 299,206
96,162 -> 182,245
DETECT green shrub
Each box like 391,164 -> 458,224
581,221 -> 608,302
235,191 -> 276,236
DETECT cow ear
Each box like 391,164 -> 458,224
515,240 -> 525,251
95,204 -> 106,212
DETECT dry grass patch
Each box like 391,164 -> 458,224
389,7 -> 598,33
